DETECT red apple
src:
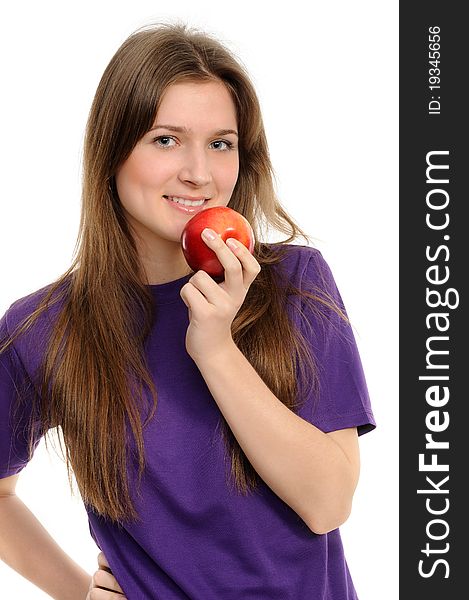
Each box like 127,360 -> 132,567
181,206 -> 255,277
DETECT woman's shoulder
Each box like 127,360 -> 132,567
2,281 -> 64,333
262,242 -> 332,289
1,280 -> 69,373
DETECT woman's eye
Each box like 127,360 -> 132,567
152,136 -> 235,151
153,136 -> 176,148
211,140 -> 233,151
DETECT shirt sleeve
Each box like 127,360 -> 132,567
293,248 -> 376,436
0,311 -> 43,478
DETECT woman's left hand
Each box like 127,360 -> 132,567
86,551 -> 127,599
180,228 -> 261,363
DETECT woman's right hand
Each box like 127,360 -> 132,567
86,551 -> 127,599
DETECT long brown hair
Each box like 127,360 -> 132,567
1,21 -> 346,524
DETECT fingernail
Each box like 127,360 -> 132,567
202,228 -> 216,240
226,238 -> 238,250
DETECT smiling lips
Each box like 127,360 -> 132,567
163,195 -> 210,214
164,195 -> 206,206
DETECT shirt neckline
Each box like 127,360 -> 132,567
146,272 -> 194,305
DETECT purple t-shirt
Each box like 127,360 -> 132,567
0,244 -> 375,599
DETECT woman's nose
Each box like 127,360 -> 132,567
178,149 -> 212,187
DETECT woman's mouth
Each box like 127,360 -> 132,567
163,195 -> 210,214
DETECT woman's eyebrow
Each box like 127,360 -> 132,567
149,124 -> 238,137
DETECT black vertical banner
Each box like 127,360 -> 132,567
400,3 -> 466,597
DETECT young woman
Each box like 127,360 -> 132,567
0,22 -> 376,600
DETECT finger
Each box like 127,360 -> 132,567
89,589 -> 127,599
225,237 -> 261,286
201,228 -> 260,286
201,229 -> 244,290
97,551 -> 112,574
97,551 -> 109,568
187,270 -> 224,306
180,278 -> 214,315
92,568 -> 125,594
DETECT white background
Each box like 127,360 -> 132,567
0,1 -> 398,598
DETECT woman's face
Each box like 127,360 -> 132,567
115,80 -> 239,276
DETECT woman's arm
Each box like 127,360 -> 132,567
193,343 -> 360,535
181,231 -> 362,535
0,474 -> 91,600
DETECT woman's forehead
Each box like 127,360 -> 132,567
153,81 -> 238,131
